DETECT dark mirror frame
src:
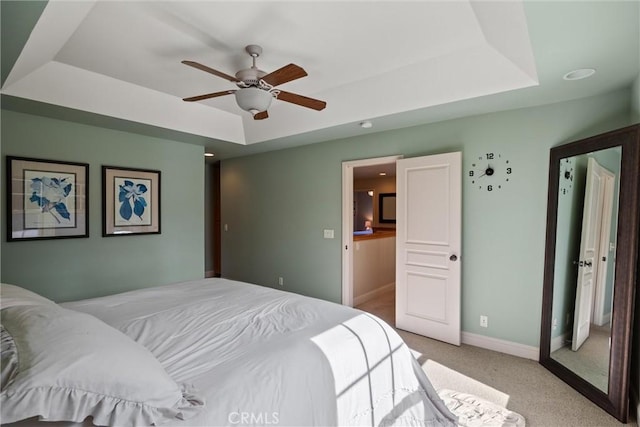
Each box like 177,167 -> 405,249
540,124 -> 640,423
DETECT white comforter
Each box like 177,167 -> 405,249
63,278 -> 456,427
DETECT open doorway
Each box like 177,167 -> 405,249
343,153 -> 462,344
342,156 -> 400,326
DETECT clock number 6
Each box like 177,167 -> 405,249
487,185 -> 493,191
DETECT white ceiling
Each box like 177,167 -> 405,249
354,163 -> 397,180
2,1 -> 639,157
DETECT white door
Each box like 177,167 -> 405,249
395,152 -> 461,345
572,157 -> 609,351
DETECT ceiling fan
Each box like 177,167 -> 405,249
182,45 -> 326,120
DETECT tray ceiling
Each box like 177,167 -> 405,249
2,1 -> 638,156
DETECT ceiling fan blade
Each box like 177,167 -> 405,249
276,90 -> 326,111
262,64 -> 307,87
183,90 -> 236,102
182,60 -> 240,82
253,111 -> 269,120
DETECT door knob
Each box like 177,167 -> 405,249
575,260 -> 593,267
449,254 -> 458,261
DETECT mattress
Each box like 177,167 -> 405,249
59,278 -> 457,426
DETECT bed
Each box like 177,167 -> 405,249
1,278 -> 458,427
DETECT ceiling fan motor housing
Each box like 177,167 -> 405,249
235,68 -> 267,86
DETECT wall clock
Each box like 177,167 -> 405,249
559,157 -> 574,195
468,152 -> 512,191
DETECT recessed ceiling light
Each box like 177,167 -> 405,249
360,121 -> 373,129
379,172 -> 387,176
563,68 -> 596,81
204,152 -> 215,157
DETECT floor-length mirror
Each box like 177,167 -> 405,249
540,124 -> 639,423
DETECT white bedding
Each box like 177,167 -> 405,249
62,278 -> 457,426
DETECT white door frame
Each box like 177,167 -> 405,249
342,155 -> 402,307
592,169 -> 615,326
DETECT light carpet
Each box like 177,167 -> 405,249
356,287 -> 637,427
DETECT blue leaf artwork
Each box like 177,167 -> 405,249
28,176 -> 73,224
117,179 -> 150,223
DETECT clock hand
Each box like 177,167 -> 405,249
478,165 -> 494,178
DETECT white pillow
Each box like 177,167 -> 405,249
438,389 -> 525,427
0,284 -> 55,309
0,303 -> 204,426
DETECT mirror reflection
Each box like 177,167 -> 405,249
550,146 -> 622,393
354,190 -> 374,233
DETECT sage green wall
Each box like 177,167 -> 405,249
221,89 -> 632,348
1,109 -> 205,302
551,156 -> 585,340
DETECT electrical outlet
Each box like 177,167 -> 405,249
552,318 -> 558,331
480,315 -> 488,328
278,277 -> 284,287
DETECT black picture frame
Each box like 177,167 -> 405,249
102,166 -> 161,237
6,156 -> 89,241
378,192 -> 396,224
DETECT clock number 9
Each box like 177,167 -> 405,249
487,185 -> 493,192
469,171 -> 474,177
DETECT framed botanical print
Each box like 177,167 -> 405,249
6,156 -> 89,241
102,166 -> 161,236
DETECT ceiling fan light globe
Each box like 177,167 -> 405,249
235,87 -> 273,114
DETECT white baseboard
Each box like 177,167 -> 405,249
354,282 -> 395,306
551,332 -> 569,353
462,331 -> 539,361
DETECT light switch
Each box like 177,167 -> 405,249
323,229 -> 334,239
